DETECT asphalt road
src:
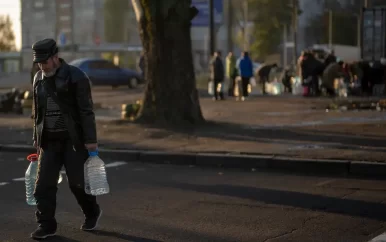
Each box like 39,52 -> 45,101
1,151 -> 386,242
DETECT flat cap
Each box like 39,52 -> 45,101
32,38 -> 58,63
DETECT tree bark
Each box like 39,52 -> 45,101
131,0 -> 204,125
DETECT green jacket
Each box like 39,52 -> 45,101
226,55 -> 237,78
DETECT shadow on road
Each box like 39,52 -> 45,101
161,182 -> 386,222
136,120 -> 386,153
44,235 -> 82,242
90,230 -> 163,242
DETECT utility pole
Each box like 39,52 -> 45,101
328,10 -> 333,49
243,0 -> 249,51
292,0 -> 298,66
283,24 -> 287,67
227,0 -> 233,53
209,0 -> 215,57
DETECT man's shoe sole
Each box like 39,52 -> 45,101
81,210 -> 103,231
31,232 -> 56,240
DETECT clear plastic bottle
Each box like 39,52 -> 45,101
25,154 -> 63,206
84,150 -> 109,196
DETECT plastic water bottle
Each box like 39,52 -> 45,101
25,154 -> 63,206
84,150 -> 109,196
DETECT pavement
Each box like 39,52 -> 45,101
1,89 -> 386,176
1,151 -> 386,242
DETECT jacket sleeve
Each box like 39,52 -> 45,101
32,71 -> 40,142
75,72 -> 97,144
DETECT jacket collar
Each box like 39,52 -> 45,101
55,58 -> 70,81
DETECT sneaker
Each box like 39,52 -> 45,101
81,209 -> 102,231
31,227 -> 56,240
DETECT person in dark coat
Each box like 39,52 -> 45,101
258,63 -> 277,95
31,39 -> 101,239
210,51 -> 225,100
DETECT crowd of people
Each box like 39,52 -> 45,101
298,49 -> 386,97
209,48 -> 386,100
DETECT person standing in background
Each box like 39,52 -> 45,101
225,52 -> 237,97
237,51 -> 253,101
209,51 -> 225,100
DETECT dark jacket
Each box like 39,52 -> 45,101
32,59 -> 97,149
210,56 -> 224,80
30,63 -> 40,85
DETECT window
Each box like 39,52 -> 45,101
88,61 -> 104,69
34,12 -> 44,19
102,61 -> 118,69
89,60 -> 118,70
60,15 -> 70,21
60,3 -> 70,8
34,0 -> 44,8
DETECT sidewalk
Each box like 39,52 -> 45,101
1,96 -> 385,162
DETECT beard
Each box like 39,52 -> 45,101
42,61 -> 59,77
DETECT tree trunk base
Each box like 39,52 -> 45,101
133,0 -> 205,126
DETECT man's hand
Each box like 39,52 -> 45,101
85,143 -> 98,151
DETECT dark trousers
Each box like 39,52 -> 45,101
34,137 -> 99,230
241,77 -> 250,97
214,78 -> 224,100
228,77 -> 236,96
260,76 -> 268,95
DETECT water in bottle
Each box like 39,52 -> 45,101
84,150 -> 109,196
25,154 -> 39,205
25,153 -> 63,206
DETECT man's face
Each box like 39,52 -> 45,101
38,55 -> 58,77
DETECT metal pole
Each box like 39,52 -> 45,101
227,0 -> 233,53
209,0 -> 215,56
243,0 -> 249,51
328,10 -> 333,49
283,24 -> 287,67
357,15 -> 361,48
292,0 -> 298,66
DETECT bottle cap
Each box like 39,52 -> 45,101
27,153 -> 38,162
88,150 -> 99,157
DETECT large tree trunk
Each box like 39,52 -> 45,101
131,0 -> 204,125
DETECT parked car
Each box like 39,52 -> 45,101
69,58 -> 144,89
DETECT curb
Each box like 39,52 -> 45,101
1,144 -> 385,177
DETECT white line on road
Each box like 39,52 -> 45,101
105,161 -> 127,168
369,233 -> 386,242
2,161 -> 128,187
12,177 -> 25,182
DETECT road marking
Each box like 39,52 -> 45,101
369,233 -> 386,241
12,177 -> 25,182
105,161 -> 127,168
1,161 -> 128,187
315,179 -> 336,187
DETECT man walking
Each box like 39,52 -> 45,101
31,38 -> 101,239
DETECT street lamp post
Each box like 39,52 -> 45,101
209,0 -> 215,56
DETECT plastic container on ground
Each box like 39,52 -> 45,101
84,151 -> 110,196
25,153 -> 63,206
291,76 -> 303,95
